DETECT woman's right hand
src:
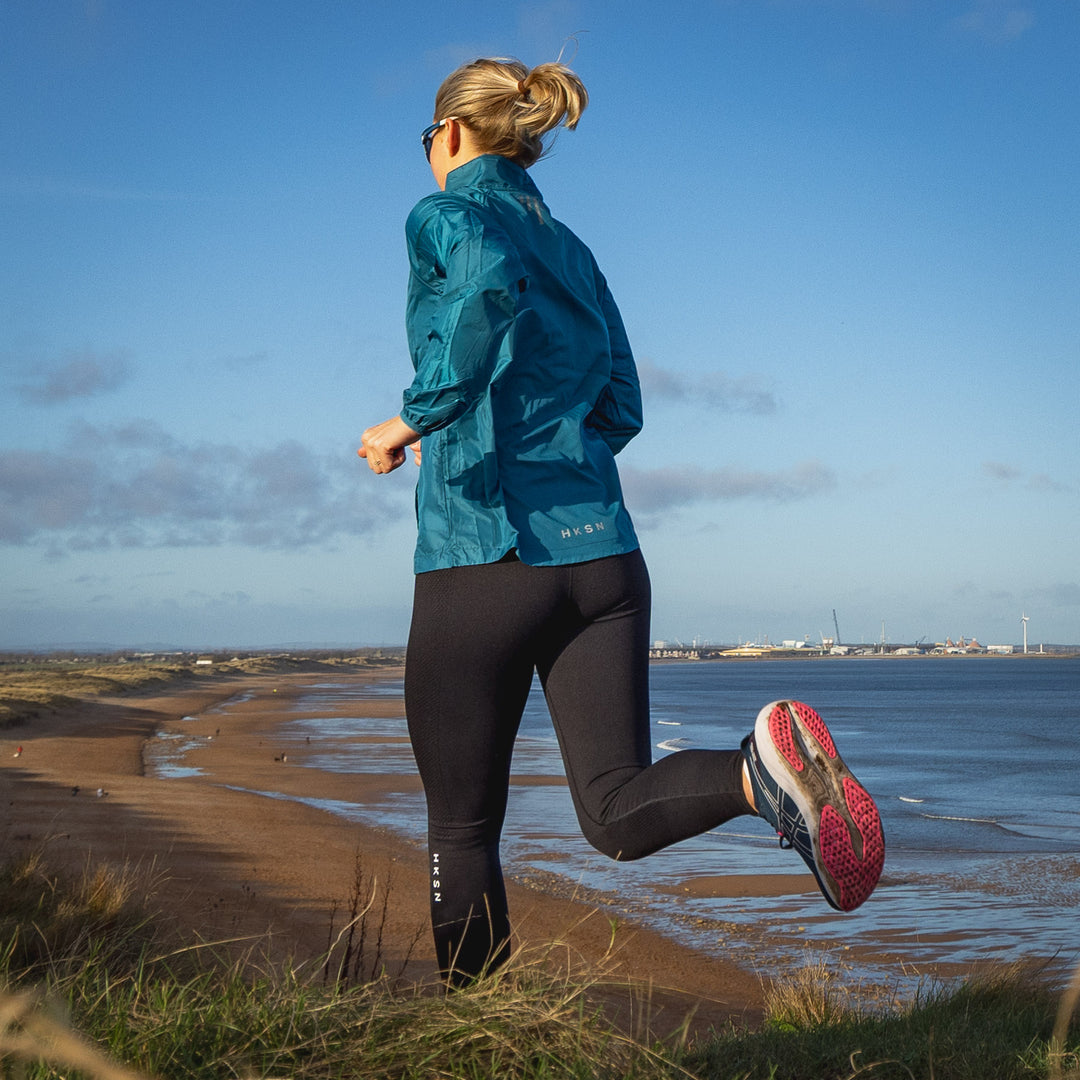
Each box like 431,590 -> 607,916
358,415 -> 421,474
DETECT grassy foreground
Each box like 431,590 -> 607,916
0,854 -> 1077,1080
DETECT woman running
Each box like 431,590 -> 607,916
360,56 -> 884,986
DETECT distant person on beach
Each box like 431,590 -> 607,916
360,56 -> 884,986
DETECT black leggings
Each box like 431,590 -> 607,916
404,549 -> 750,983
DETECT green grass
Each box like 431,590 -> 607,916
1,853 -> 1078,1080
689,956 -> 1080,1079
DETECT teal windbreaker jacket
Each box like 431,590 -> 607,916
400,154 -> 642,573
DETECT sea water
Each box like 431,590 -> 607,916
170,657 -> 1080,987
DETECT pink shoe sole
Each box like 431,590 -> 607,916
744,701 -> 885,911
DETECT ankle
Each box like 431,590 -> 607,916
741,759 -> 757,813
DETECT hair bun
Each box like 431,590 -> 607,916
434,57 -> 588,168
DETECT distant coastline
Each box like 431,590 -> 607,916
2,640 -> 1076,671
6,645 -> 1075,730
648,644 -> 1078,662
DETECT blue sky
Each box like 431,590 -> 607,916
2,0 -> 1077,650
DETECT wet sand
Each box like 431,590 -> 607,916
1,669 -> 781,1037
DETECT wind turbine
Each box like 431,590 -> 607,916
1021,613 -> 1029,655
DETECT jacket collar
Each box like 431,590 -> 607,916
444,154 -> 543,198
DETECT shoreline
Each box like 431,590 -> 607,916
5,663 -> 1062,1034
1,669 -> 771,1035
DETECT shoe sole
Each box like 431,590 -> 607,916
756,700 -> 884,911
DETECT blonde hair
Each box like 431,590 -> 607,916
433,57 -> 588,168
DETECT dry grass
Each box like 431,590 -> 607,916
0,652 -> 404,728
0,661 -> 194,728
3,852 -> 1078,1080
0,989 -> 148,1080
0,850 -> 685,1079
1052,957 -> 1080,1080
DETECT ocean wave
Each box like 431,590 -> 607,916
993,820 -> 1080,844
921,812 -> 998,824
657,737 -> 692,752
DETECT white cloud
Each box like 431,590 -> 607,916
982,460 -> 1071,492
949,3 -> 1034,44
0,421 -> 410,551
12,349 -> 132,404
636,359 -> 778,415
1033,582 -> 1080,609
982,460 -> 1022,481
621,459 -> 835,514
1,416 -> 839,552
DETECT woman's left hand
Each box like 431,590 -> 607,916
359,415 -> 421,474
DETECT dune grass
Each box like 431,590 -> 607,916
0,652 -> 404,729
688,954 -> 1080,1080
0,851 -> 681,1079
1,851 -> 1078,1080
0,662 -> 187,728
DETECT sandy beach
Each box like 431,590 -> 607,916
13,662 -> 1062,1038
0,668 -> 784,1037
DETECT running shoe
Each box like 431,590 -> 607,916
741,700 -> 884,912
